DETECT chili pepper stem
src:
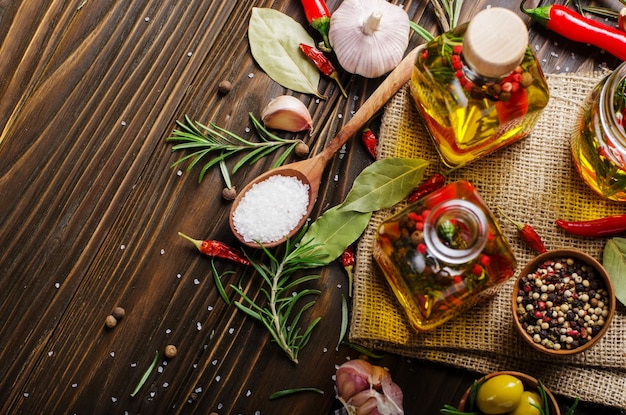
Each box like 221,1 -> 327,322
331,72 -> 348,98
496,207 -> 523,231
520,0 -> 551,26
178,232 -> 203,252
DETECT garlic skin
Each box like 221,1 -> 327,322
329,0 -> 410,78
261,95 -> 313,132
335,359 -> 404,415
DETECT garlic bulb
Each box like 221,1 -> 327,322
335,359 -> 404,415
261,95 -> 313,132
329,0 -> 410,78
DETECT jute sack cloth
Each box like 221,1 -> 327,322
351,71 -> 626,408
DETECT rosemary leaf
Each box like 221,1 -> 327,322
130,351 -> 159,397
269,387 -> 324,400
211,259 -> 231,304
336,295 -> 348,351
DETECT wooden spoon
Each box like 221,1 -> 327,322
230,45 -> 423,248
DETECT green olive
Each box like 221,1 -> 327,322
508,391 -> 544,415
476,374 -> 524,414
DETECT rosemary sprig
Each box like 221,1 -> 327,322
166,113 -> 303,183
229,226 -> 327,364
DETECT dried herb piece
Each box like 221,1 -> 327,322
249,8 -> 322,97
336,294 -> 349,351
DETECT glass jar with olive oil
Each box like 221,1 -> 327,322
410,8 -> 549,169
571,61 -> 626,201
373,181 -> 517,331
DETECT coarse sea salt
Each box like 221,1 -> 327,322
232,175 -> 309,243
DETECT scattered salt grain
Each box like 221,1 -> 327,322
166,328 -> 172,334
212,359 -> 218,365
187,52 -> 193,57
245,127 -> 251,133
48,351 -> 54,357
193,278 -> 200,285
158,366 -> 164,373
23,392 -> 29,398
131,362 -> 137,368
110,352 -> 115,358
121,121 -> 127,126
246,389 -> 252,397
248,73 -> 254,78
71,383 -> 78,388
215,375 -> 221,382
111,397 -> 117,402
160,249 -> 165,255
195,387 -> 203,393
54,282 -> 60,289
177,170 -> 183,177
228,327 -> 234,334
217,403 -> 224,409
177,273 -> 182,279
163,382 -> 169,388
144,17 -> 150,22
120,244 -> 126,250
208,305 -> 214,311
232,175 -> 309,243
196,322 -> 202,330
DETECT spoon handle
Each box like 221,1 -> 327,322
318,45 -> 423,162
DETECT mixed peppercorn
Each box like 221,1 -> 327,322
515,255 -> 611,352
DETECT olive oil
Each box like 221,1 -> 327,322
571,62 -> 626,201
373,181 -> 516,331
410,8 -> 549,168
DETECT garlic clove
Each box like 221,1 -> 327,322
329,0 -> 410,78
261,95 -> 313,132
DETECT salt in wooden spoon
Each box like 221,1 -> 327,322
230,45 -> 423,248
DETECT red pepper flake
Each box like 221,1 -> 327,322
340,245 -> 356,297
178,232 -> 251,266
361,128 -> 378,160
417,243 -> 427,254
497,208 -> 547,254
407,173 -> 446,203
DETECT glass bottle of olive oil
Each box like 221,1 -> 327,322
411,8 -> 549,169
571,61 -> 626,201
373,181 -> 517,331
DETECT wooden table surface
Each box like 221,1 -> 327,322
1,1 -> 623,414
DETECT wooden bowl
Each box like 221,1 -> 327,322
458,371 -> 560,415
511,249 -> 615,356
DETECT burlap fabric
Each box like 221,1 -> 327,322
351,71 -> 626,408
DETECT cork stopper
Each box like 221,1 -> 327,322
463,8 -> 528,79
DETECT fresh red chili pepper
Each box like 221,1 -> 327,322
555,214 -> 626,237
300,0 -> 332,51
340,245 -> 355,297
178,232 -> 251,266
497,207 -> 547,254
407,173 -> 446,203
361,128 -> 378,159
299,43 -> 347,98
521,0 -> 626,61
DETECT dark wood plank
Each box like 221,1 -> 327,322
0,0 -> 622,414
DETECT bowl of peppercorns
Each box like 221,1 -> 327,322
512,249 -> 615,355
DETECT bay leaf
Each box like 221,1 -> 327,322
602,237 -> 626,306
340,158 -> 429,213
300,206 -> 372,265
248,8 -> 322,97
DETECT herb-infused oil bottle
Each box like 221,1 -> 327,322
373,181 -> 516,331
410,8 -> 549,168
571,61 -> 626,201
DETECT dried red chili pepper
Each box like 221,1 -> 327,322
361,128 -> 378,160
497,208 -> 547,254
555,214 -> 626,237
300,0 -> 332,51
299,43 -> 347,98
340,245 -> 355,297
521,0 -> 626,60
407,173 -> 446,203
178,232 -> 251,266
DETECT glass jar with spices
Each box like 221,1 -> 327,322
571,61 -> 626,201
410,8 -> 549,169
373,181 -> 517,331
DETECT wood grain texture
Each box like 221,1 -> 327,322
0,0 -> 621,414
